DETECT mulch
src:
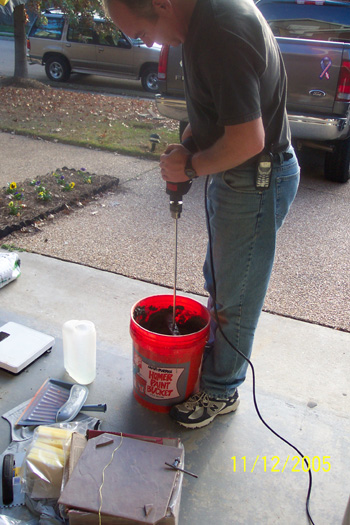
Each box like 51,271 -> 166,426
0,167 -> 119,239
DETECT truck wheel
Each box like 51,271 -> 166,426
324,137 -> 350,183
141,65 -> 159,93
45,56 -> 70,82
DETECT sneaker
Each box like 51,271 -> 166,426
169,389 -> 240,429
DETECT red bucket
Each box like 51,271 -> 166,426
130,295 -> 210,413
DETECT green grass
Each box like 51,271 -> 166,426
0,24 -> 14,35
0,115 -> 178,159
0,24 -> 30,35
0,85 -> 179,158
1,244 -> 26,252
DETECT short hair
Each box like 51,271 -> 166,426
103,0 -> 157,20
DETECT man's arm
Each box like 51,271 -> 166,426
181,123 -> 192,143
160,117 -> 265,182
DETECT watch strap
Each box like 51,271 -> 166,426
184,155 -> 198,179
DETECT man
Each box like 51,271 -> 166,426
106,0 -> 300,428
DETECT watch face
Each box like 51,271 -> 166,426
185,168 -> 196,179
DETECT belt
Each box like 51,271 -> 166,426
236,150 -> 293,170
272,151 -> 294,164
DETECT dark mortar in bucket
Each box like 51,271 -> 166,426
134,305 -> 206,336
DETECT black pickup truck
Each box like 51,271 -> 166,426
156,0 -> 350,183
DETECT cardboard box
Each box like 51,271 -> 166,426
59,431 -> 184,525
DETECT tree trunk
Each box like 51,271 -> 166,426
13,4 -> 28,79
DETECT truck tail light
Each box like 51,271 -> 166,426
158,45 -> 169,80
27,39 -> 31,51
336,59 -> 350,102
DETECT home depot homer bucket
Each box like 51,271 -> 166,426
130,295 -> 210,413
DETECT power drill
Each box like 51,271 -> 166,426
164,137 -> 198,332
165,136 -> 197,219
166,179 -> 192,219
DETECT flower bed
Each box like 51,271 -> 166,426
0,167 -> 119,239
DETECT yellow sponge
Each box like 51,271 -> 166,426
24,426 -> 73,498
36,426 -> 73,442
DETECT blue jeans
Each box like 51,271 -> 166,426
201,147 -> 300,398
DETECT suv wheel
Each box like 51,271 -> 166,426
141,65 -> 159,93
45,56 -> 71,82
324,137 -> 350,183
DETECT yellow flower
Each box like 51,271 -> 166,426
38,191 -> 44,197
69,182 -> 75,189
9,182 -> 17,190
8,201 -> 14,207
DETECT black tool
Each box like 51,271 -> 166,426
165,457 -> 198,479
165,136 -> 197,219
166,179 -> 192,220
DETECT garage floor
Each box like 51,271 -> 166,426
0,251 -> 349,524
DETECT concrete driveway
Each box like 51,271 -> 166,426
0,131 -> 349,525
0,132 -> 349,332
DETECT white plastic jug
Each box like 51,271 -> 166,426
62,320 -> 96,384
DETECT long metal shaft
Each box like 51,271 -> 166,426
173,217 -> 178,330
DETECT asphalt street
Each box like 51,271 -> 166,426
1,132 -> 349,333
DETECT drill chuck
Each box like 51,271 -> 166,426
169,199 -> 183,219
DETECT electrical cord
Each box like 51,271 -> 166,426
204,175 -> 315,525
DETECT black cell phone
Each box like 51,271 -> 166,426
255,152 -> 272,189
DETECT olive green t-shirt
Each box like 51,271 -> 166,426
183,0 -> 290,155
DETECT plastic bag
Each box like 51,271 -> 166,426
0,418 -> 100,525
0,502 -> 39,525
0,508 -> 38,525
21,424 -> 80,500
0,252 -> 21,289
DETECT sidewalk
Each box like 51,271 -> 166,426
0,250 -> 349,524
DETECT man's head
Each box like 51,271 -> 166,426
105,0 -> 190,47
103,0 -> 157,21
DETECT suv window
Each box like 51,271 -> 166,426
29,15 -> 64,40
67,23 -> 97,45
67,21 -> 130,48
94,23 -> 130,48
259,4 -> 350,43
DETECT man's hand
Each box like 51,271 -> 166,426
160,144 -> 190,182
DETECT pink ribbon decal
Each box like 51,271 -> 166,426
320,57 -> 332,80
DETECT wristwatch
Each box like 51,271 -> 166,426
184,155 -> 198,179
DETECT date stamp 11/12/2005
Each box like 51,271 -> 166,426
231,455 -> 331,474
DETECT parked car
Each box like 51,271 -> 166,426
27,10 -> 161,93
156,0 -> 350,182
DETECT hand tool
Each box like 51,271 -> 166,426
165,457 -> 198,478
16,378 -> 107,425
166,179 -> 192,334
165,137 -> 198,334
